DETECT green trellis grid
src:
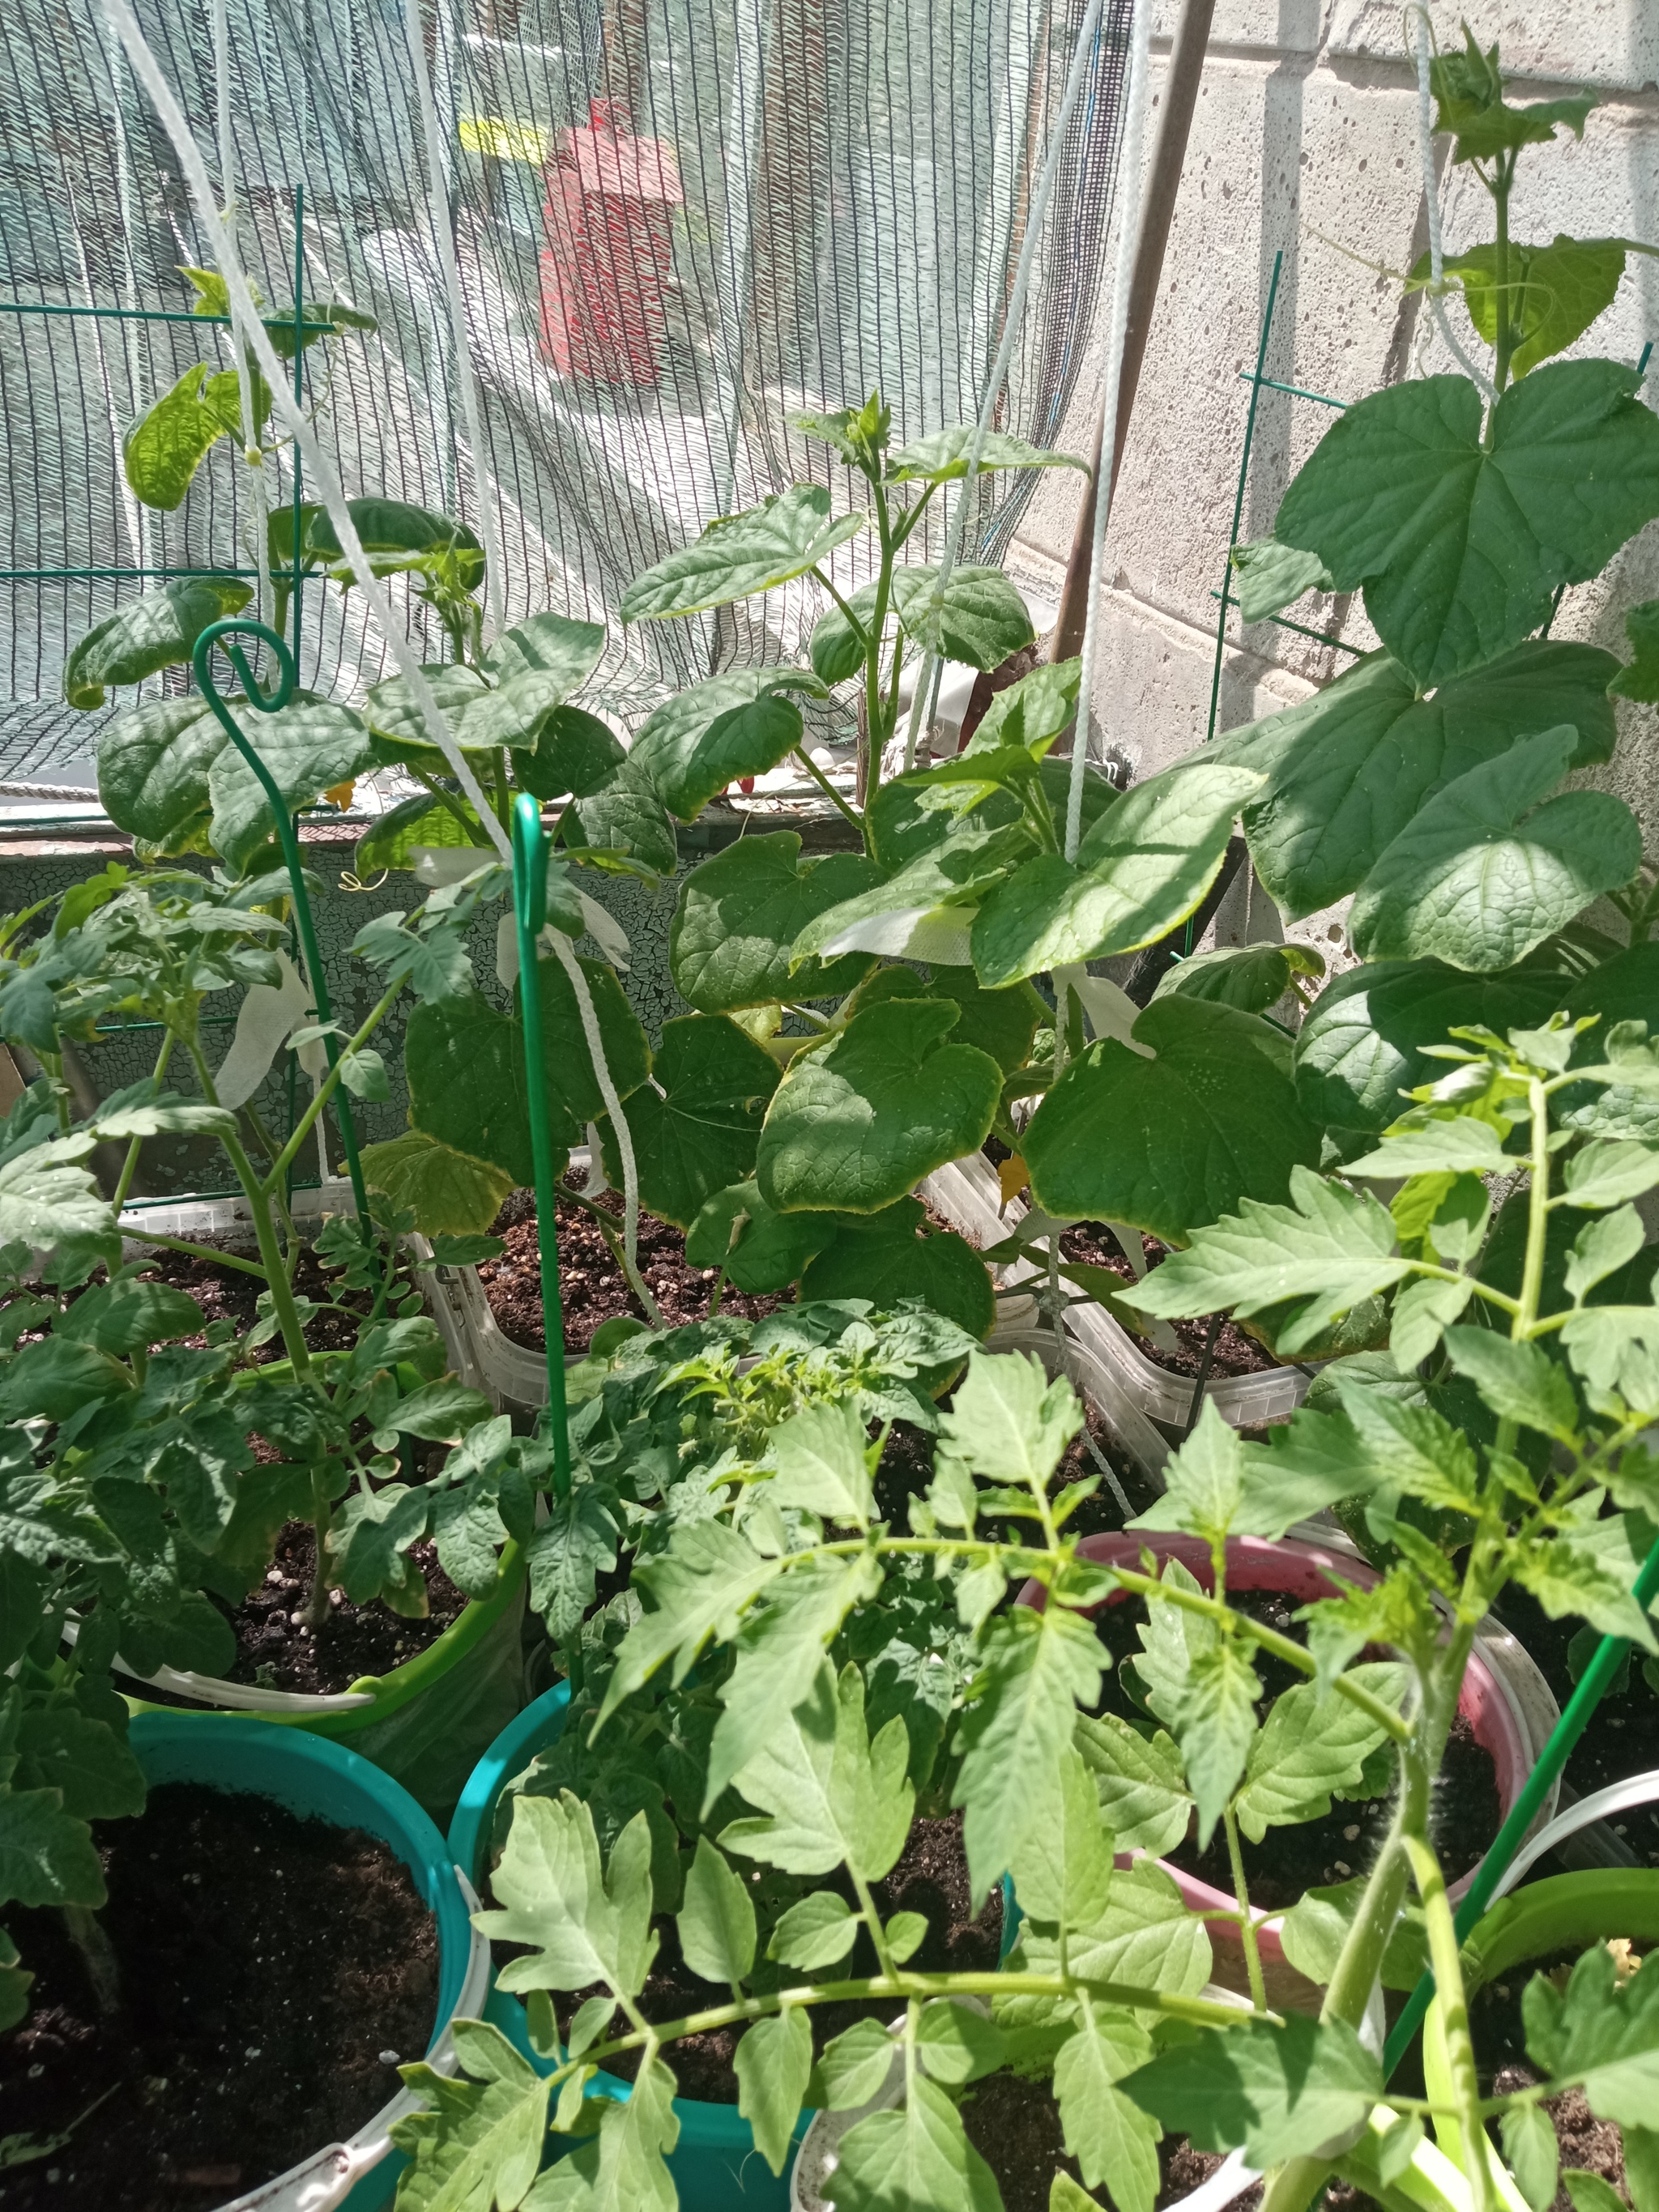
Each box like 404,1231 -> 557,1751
2,190 -> 347,1193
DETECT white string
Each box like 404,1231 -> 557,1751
1411,6 -> 1497,404
403,0 -> 507,650
544,933 -> 659,1321
99,0 -> 511,861
1485,1767 -> 1659,1901
1064,0 -> 1155,863
900,0 -> 1108,774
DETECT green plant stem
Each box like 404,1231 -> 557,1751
789,745 -> 865,841
1517,1076 -> 1550,1335
130,1230 -> 270,1281
864,492 -> 897,788
852,1872 -> 898,1979
405,763 -> 484,837
62,1905 -> 121,2017
809,565 -> 870,645
890,482 -> 936,550
261,981 -> 401,1197
557,1967 -> 1256,2083
1491,156 -> 1515,396
1405,1831 -> 1493,2212
1222,1805 -> 1268,2012
492,748 -> 512,829
113,1031 -> 175,1211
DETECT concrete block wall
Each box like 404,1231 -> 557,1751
1009,0 -> 1659,961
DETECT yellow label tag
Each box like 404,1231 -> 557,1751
998,1153 -> 1030,1208
458,114 -> 548,164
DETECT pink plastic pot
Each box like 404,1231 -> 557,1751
1017,1532 -> 1533,2009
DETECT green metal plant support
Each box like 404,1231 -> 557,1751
511,791 -> 573,1502
190,616 -> 374,1242
1384,1529 -> 1659,2073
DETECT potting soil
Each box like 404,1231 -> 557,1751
544,1812 -> 1001,2103
217,1523 -> 467,1696
0,1784 -> 437,2211
1471,1954 -> 1630,2210
1094,1590 -> 1501,1907
480,1183 -> 788,1352
1058,1221 -> 1281,1382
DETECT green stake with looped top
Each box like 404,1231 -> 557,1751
190,616 -> 375,1255
511,791 -> 573,1502
1383,1528 -> 1659,2075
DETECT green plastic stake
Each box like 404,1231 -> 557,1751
190,616 -> 375,1250
511,791 -> 574,1502
1384,1527 -> 1659,2073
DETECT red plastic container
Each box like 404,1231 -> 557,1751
1017,1532 -> 1533,2010
539,100 -> 684,386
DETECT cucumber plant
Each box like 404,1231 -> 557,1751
393,1009 -> 1659,2212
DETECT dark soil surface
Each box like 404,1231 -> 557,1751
1472,1950 -> 1632,2210
479,1182 -> 789,1353
1058,1221 -> 1282,1383
215,1523 -> 468,1694
875,1394 -> 1154,1545
0,1782 -> 437,2211
1094,1588 -> 1500,1907
952,2078 -> 1278,2212
1486,1584 -> 1659,1869
548,1813 -> 1001,2103
137,1238 -> 400,1358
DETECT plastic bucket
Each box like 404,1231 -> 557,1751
449,1682 -> 812,2210
118,1545 -> 530,1821
1017,1533 -> 1542,2010
125,1712 -> 488,2212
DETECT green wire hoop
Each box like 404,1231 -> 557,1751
511,791 -> 573,1501
190,616 -> 374,1246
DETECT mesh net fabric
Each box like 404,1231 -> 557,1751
0,0 -> 1129,782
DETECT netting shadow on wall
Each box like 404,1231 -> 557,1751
0,0 -> 1130,782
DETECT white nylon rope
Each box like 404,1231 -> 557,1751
403,0 -> 507,650
1064,0 -> 1155,863
900,0 -> 1110,773
210,0 -> 275,633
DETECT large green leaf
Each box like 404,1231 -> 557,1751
825,2077 -> 1003,2212
1229,538 -> 1333,623
1073,1711 -> 1192,1856
571,752 -> 680,876
1347,725 -> 1642,970
1422,236 -> 1642,380
684,1178 -> 834,1293
1610,599 -> 1659,705
928,965 -> 1046,1072
1121,1168 -> 1410,1351
755,998 -> 1001,1214
0,1788 -> 105,1911
1023,1857 -> 1213,1997
360,1131 -> 513,1240
734,2010 -> 812,2178
599,1014 -> 778,1228
390,2019 -> 552,2212
809,566 -> 1035,680
305,498 -> 484,591
407,961 -> 650,1187
629,669 -> 829,821
0,1138 -> 114,1251
1274,360 -> 1659,686
1293,960 -> 1567,1133
511,707 -> 627,800
15,1707 -> 146,1822
791,824 -> 1032,969
1119,2013 -> 1382,2167
122,362 -> 238,510
365,663 -> 494,755
1234,641 -> 1618,920
95,697 -> 224,842
885,428 -> 1088,484
968,659 -> 1082,753
207,697 -> 377,872
478,1794 -> 655,1999
970,761 -> 1261,985
1429,30 -> 1594,164
669,833 -> 881,1011
1231,1665 -> 1405,1842
953,1604 -> 1104,1903
63,576 -> 252,709
886,566 -> 1034,671
1152,942 -> 1325,1017
483,611 -> 608,690
621,486 -> 864,620
800,1203 -> 996,1338
1024,996 -> 1321,1242
720,1661 -> 913,1882
865,772 -> 1021,873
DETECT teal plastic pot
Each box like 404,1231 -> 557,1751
129,1712 -> 488,2212
450,1681 -> 812,2211
119,1538 -> 530,1820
